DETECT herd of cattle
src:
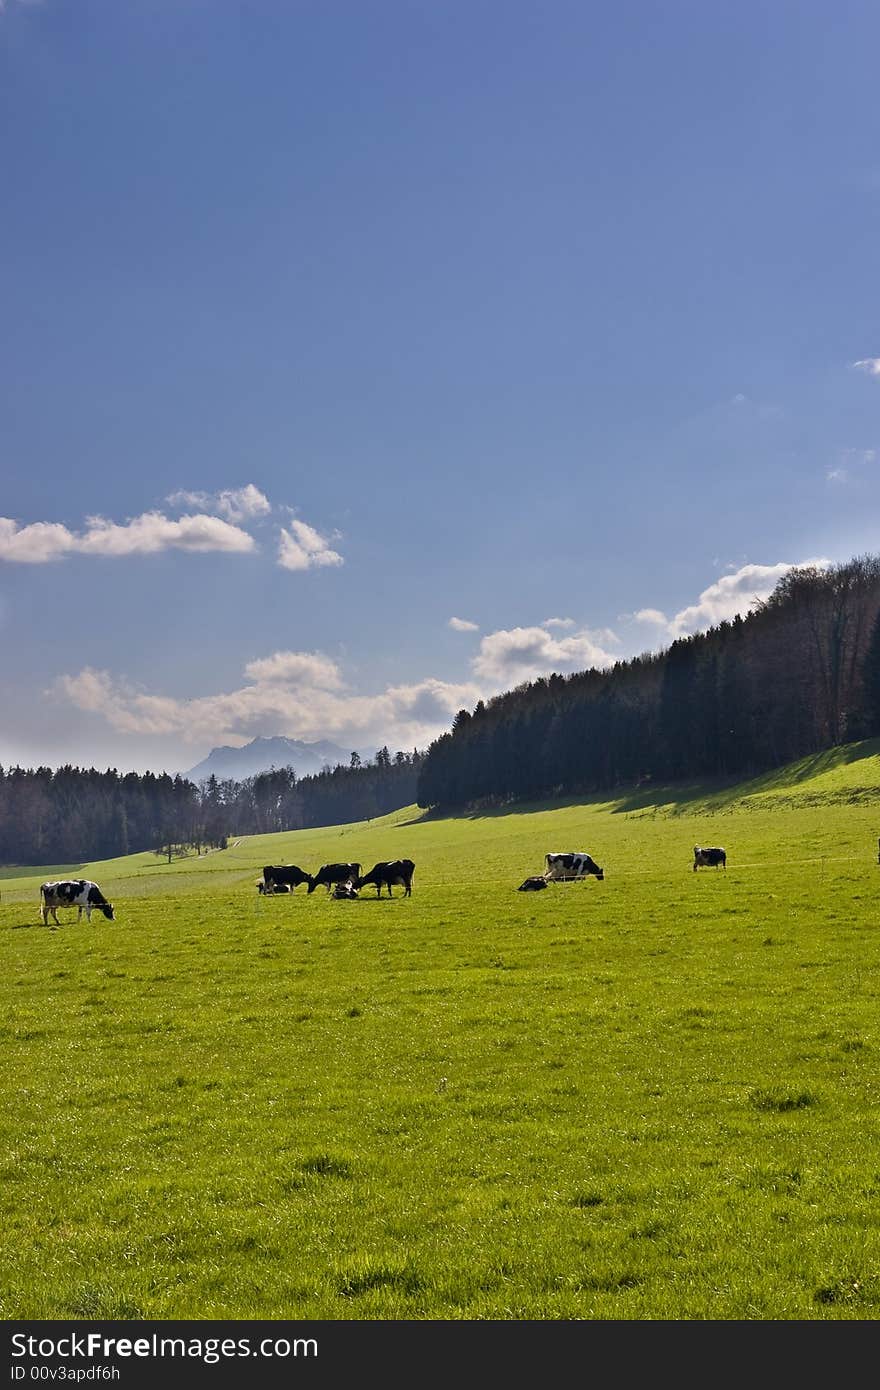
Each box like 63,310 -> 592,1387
36,844 -> 727,924
257,858 -> 416,900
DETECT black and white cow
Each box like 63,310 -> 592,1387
40,879 -> 115,925
262,864 -> 312,893
257,880 -> 291,894
307,862 -> 362,895
332,881 -> 359,900
518,876 -> 548,892
354,859 -> 415,898
543,852 -> 604,882
693,846 -> 726,872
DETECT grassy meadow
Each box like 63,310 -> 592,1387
3,741 -> 880,1320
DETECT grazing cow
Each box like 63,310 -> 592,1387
332,881 -> 359,900
355,859 -> 415,898
308,862 -> 362,895
262,864 -> 312,893
693,846 -> 726,872
543,851 -> 604,882
257,880 -> 291,894
40,879 -> 115,925
518,876 -> 548,892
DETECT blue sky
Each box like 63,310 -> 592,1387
2,0 -> 879,773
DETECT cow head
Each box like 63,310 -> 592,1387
101,903 -> 115,920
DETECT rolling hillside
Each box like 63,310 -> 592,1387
3,738 -> 880,908
3,741 -> 880,1318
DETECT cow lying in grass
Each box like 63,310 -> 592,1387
518,876 -> 548,892
332,881 -> 359,900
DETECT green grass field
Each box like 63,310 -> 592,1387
3,741 -> 880,1320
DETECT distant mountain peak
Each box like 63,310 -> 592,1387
183,735 -> 371,783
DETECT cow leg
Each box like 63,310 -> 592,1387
77,906 -> 84,921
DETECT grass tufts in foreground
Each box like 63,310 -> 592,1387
3,749 -> 880,1318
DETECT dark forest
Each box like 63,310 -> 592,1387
0,748 -> 423,867
416,557 -> 880,810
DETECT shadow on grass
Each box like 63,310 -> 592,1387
414,738 -> 880,823
331,895 -> 410,905
590,740 -> 880,815
411,786 -> 717,822
0,862 -> 85,882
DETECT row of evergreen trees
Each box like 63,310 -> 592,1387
0,748 -> 423,866
416,557 -> 880,810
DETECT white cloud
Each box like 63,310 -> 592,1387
78,512 -> 255,556
242,650 -> 344,689
542,616 -> 575,629
167,484 -> 271,522
853,358 -> 880,378
448,616 -> 479,632
826,468 -> 849,484
0,495 -> 347,574
665,559 -> 829,637
216,485 -> 271,521
0,510 -> 255,563
277,520 -> 344,571
632,608 -> 669,626
0,518 -> 77,564
472,625 -> 617,685
167,489 -> 213,509
57,654 -> 479,752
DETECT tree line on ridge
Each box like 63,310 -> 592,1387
416,556 -> 880,810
